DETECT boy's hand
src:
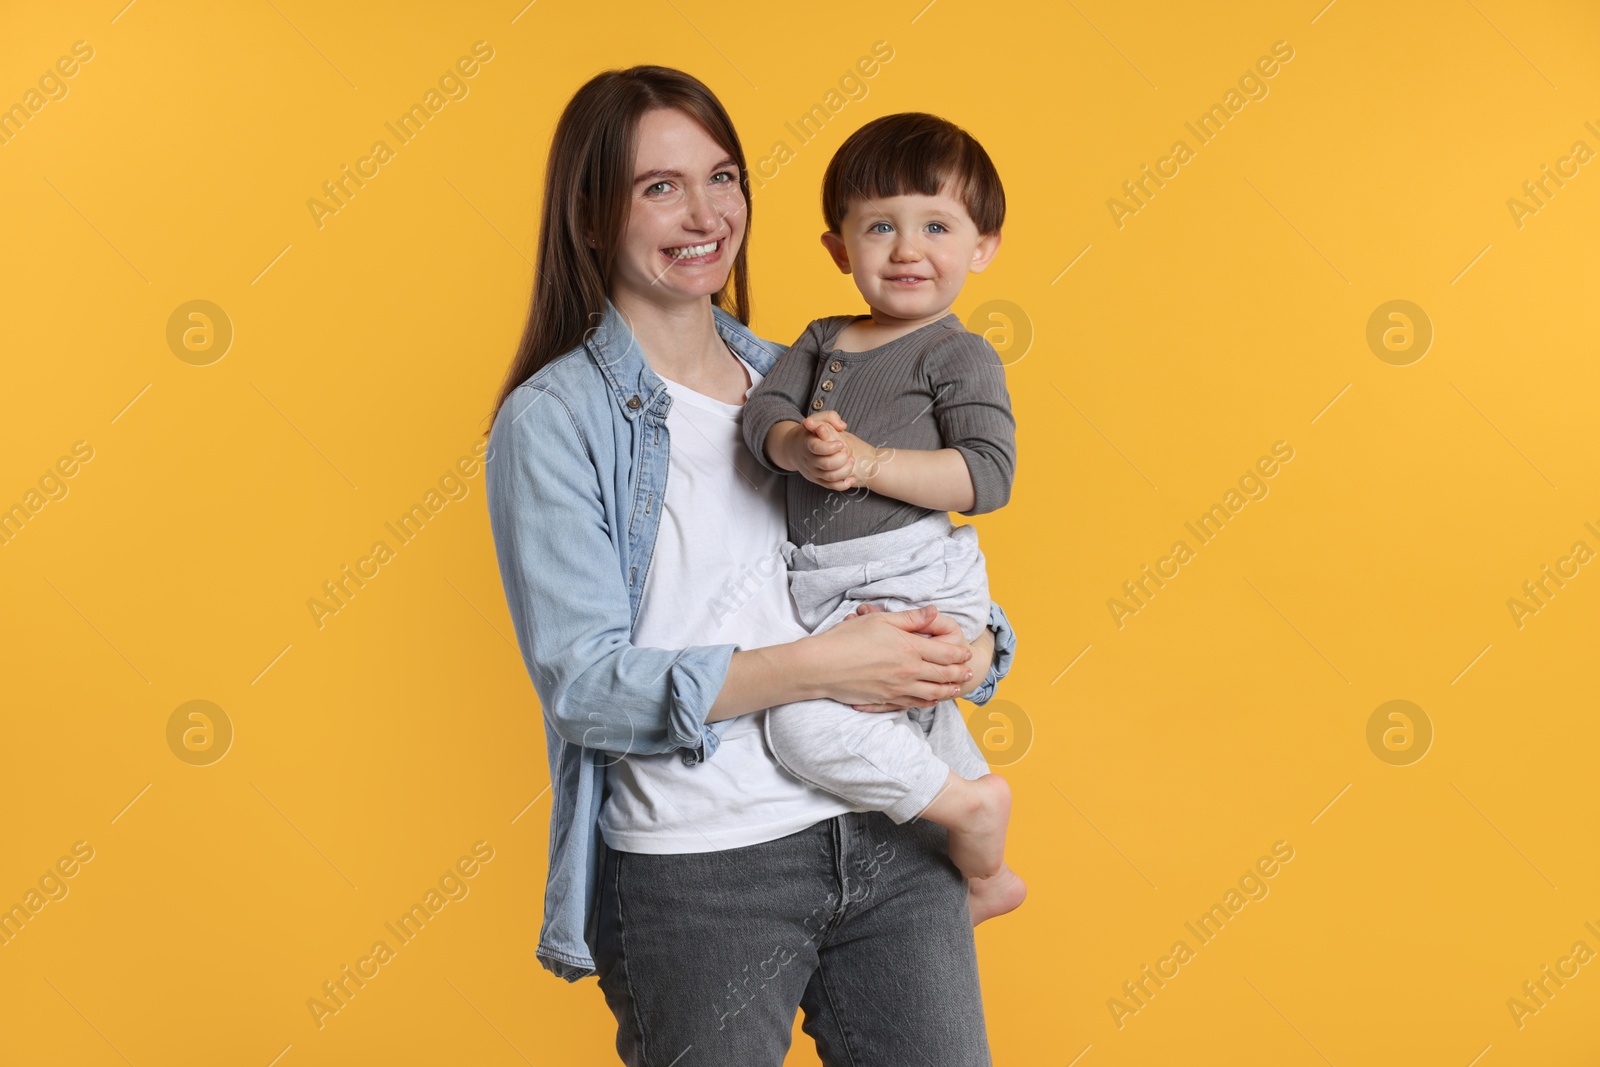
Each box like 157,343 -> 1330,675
801,412 -> 885,491
804,422 -> 859,490
768,419 -> 853,488
801,410 -> 849,436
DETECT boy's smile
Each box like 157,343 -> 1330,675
820,184 -> 1000,330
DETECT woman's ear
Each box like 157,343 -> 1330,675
820,231 -> 852,274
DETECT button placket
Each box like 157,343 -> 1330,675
814,356 -> 843,410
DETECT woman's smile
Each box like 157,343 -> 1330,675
662,236 -> 725,265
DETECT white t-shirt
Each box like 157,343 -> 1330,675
597,352 -> 862,854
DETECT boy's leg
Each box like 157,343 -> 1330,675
915,696 -> 992,780
767,515 -> 999,824
766,700 -> 1011,880
764,698 -> 952,824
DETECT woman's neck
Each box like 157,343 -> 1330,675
612,291 -> 716,377
611,290 -> 749,402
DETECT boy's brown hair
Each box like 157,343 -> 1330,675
821,112 -> 1005,236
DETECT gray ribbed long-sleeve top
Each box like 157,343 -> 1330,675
742,313 -> 1017,547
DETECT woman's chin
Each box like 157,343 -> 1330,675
614,270 -> 731,308
660,272 -> 735,303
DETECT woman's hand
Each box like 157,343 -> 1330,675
843,603 -> 995,712
803,604 -> 974,710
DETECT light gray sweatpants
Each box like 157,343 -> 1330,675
763,512 -> 993,824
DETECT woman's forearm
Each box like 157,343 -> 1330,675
706,610 -> 996,722
706,641 -> 823,722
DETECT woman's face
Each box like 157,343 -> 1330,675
609,108 -> 746,310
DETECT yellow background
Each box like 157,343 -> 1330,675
3,0 -> 1598,1063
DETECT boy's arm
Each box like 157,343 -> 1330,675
741,320 -> 827,474
923,330 -> 1017,515
838,434 -> 977,512
821,330 -> 1017,513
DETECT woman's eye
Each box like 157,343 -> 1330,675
712,170 -> 737,185
646,181 -> 672,196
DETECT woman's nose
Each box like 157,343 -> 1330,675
684,187 -> 721,232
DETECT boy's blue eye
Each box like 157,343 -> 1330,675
869,222 -> 893,234
926,222 -> 948,233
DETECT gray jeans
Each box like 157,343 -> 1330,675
593,810 -> 992,1066
764,513 -> 993,823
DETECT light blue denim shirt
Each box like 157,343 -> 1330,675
485,297 -> 1017,982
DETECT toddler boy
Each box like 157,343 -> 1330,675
738,111 -> 1025,924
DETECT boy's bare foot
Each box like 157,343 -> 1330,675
922,772 -> 1011,879
968,863 -> 1027,925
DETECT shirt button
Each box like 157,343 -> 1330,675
829,360 -> 843,372
821,380 -> 834,391
627,395 -> 641,409
811,398 -> 824,410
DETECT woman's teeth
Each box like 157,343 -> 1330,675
666,240 -> 719,259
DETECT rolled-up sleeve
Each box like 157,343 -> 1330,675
486,382 -> 736,763
967,600 -> 1017,706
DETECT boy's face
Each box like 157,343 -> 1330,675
820,183 -> 1000,323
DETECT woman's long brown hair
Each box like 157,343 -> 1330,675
484,66 -> 754,432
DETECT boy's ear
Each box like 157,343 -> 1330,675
819,231 -> 853,274
968,231 -> 1002,274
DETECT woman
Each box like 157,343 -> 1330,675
483,65 -> 1016,1066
